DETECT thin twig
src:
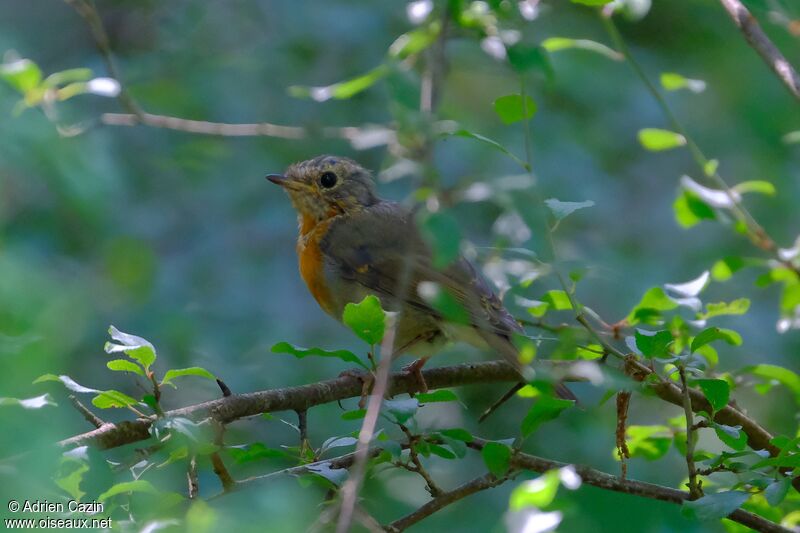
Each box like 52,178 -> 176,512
68,394 -> 105,429
602,14 -> 800,277
187,455 -> 199,499
466,438 -> 791,533
678,366 -> 703,499
211,420 -> 236,492
717,0 -> 800,101
615,391 -> 631,480
297,409 -> 309,456
397,425 -> 443,497
336,315 -> 399,533
384,473 -> 507,532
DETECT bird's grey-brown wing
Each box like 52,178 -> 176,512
319,201 -> 524,370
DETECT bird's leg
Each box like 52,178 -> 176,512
339,369 -> 375,409
402,357 -> 429,394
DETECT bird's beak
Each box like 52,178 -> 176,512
266,173 -> 304,191
266,173 -> 288,186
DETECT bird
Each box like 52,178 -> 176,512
267,155 -> 571,401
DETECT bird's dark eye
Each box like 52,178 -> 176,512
319,171 -> 338,189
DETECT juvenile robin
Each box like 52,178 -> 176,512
267,155 -> 563,396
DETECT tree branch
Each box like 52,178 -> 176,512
718,0 -> 800,101
466,438 -> 791,533
68,394 -> 105,429
58,361 -> 524,450
384,473 -> 508,532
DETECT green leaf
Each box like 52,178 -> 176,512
225,442 -> 294,463
764,478 -> 791,506
571,0 -> 613,5
42,68 -> 92,88
0,58 -> 42,93
659,72 -> 706,93
743,364 -> 800,402
416,390 -> 458,403
481,442 -> 511,476
544,199 -> 594,224
691,327 -> 742,352
419,211 -> 462,268
55,461 -> 89,501
107,359 -> 145,376
699,299 -> 750,320
713,423 -> 747,451
682,491 -> 749,521
509,470 -> 561,510
626,287 -> 679,324
624,425 -> 672,460
343,295 -> 386,346
0,393 -> 57,409
439,428 -> 473,442
782,130 -> 800,144
704,159 -> 719,177
33,374 -> 98,394
506,44 -> 552,77
540,37 -> 621,61
521,396 -> 574,437
105,325 -> 157,371
638,128 -> 687,151
674,190 -> 716,229
91,390 -> 139,409
98,480 -> 160,502
271,342 -> 368,370
429,444 -> 457,459
696,379 -> 730,412
383,397 -> 419,424
389,24 -> 441,59
634,329 -> 673,358
493,94 -> 537,125
161,367 -> 216,386
542,290 -> 572,311
450,129 -> 528,170
288,65 -> 389,102
341,409 -> 366,420
711,257 -> 747,281
732,180 -> 775,196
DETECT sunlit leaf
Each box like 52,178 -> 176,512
0,393 -> 57,409
541,37 -> 621,61
623,425 -> 672,460
732,180 -> 775,196
626,287 -> 679,324
107,359 -> 145,376
713,423 -> 747,450
91,390 -> 139,409
699,299 -> 750,320
542,290 -> 572,311
161,367 -> 216,386
105,325 -> 157,371
288,65 -> 389,102
33,374 -> 99,394
691,327 -> 742,352
509,469 -> 560,510
674,190 -> 716,228
743,364 -> 800,402
544,199 -> 594,224
638,128 -> 686,151
271,342 -> 369,369
493,94 -> 537,125
659,72 -> 706,93
0,58 -> 42,93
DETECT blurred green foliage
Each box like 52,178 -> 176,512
1,0 -> 799,532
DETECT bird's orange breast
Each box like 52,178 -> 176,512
296,214 -> 335,316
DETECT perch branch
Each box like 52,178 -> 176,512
718,0 -> 800,101
68,394 -> 105,429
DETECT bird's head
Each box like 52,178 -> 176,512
267,155 -> 378,223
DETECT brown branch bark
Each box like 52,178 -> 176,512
718,0 -> 800,101
384,473 -> 507,532
466,438 -> 791,533
58,361 -> 523,449
68,394 -> 105,429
